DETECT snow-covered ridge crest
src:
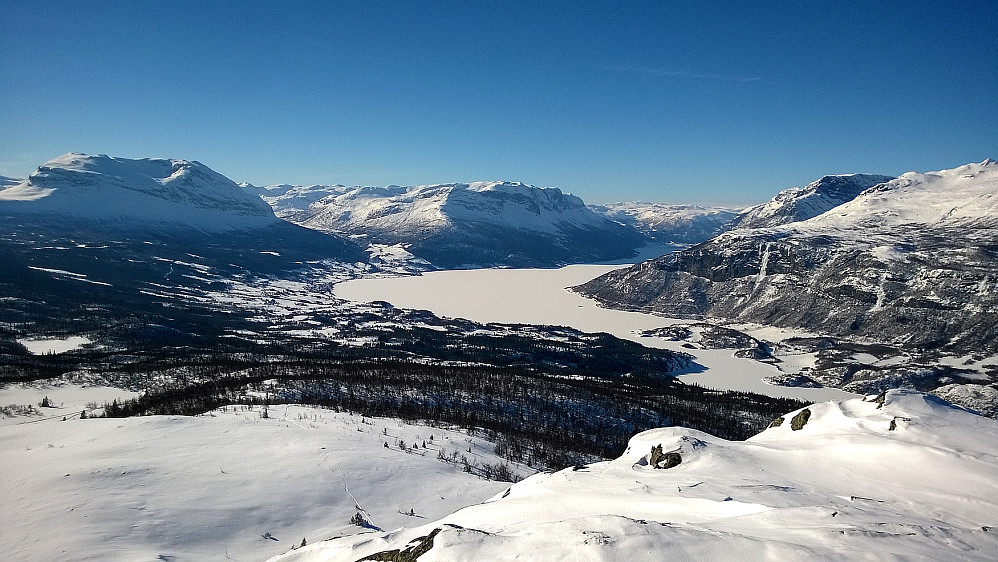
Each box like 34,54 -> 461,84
729,172 -> 896,230
250,178 -> 644,267
275,390 -> 998,561
0,152 -> 278,230
301,180 -> 603,235
800,158 -> 998,231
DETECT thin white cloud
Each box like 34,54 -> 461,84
615,64 -> 762,83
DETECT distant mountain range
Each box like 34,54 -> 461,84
245,180 -> 649,268
589,202 -> 738,244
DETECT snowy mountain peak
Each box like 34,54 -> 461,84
802,159 -> 998,231
0,153 -> 278,231
729,173 -> 895,230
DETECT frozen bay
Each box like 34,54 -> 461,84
335,265 -> 855,402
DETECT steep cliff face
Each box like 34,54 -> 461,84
577,160 -> 998,356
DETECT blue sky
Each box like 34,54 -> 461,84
1,1 -> 995,205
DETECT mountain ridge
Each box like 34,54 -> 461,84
249,179 -> 649,268
727,173 -> 895,230
576,160 -> 998,393
0,153 -> 278,231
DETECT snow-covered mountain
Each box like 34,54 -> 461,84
0,154 -> 366,288
274,390 -> 998,561
728,173 -> 895,230
577,160 -> 998,392
248,181 -> 646,268
0,153 -> 278,231
590,202 -> 738,244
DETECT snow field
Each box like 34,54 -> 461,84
276,390 -> 998,561
1,391 -> 530,562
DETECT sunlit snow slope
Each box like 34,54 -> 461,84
728,173 -> 895,230
248,181 -> 646,267
275,390 -> 998,561
1,399 -> 527,562
0,153 -> 278,231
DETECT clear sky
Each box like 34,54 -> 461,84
1,1 -> 995,205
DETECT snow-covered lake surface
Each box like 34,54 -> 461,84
17,335 -> 91,355
335,265 -> 855,402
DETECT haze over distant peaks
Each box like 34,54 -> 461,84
590,202 -> 739,244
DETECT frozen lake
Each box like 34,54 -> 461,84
18,335 -> 91,355
335,266 -> 855,402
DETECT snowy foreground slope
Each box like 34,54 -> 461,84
589,202 -> 738,244
275,390 -> 998,561
0,153 -> 278,231
1,392 -> 527,562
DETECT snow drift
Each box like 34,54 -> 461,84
273,389 -> 998,561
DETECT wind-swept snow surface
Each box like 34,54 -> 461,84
275,390 -> 998,561
1,400 -> 527,561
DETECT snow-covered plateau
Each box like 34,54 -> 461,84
273,389 -> 998,561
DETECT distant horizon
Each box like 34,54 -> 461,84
2,1 -> 994,206
3,150 -> 995,208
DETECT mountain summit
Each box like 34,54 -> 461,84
577,161 -> 998,385
251,180 -> 647,268
0,153 -> 278,231
728,173 -> 895,230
